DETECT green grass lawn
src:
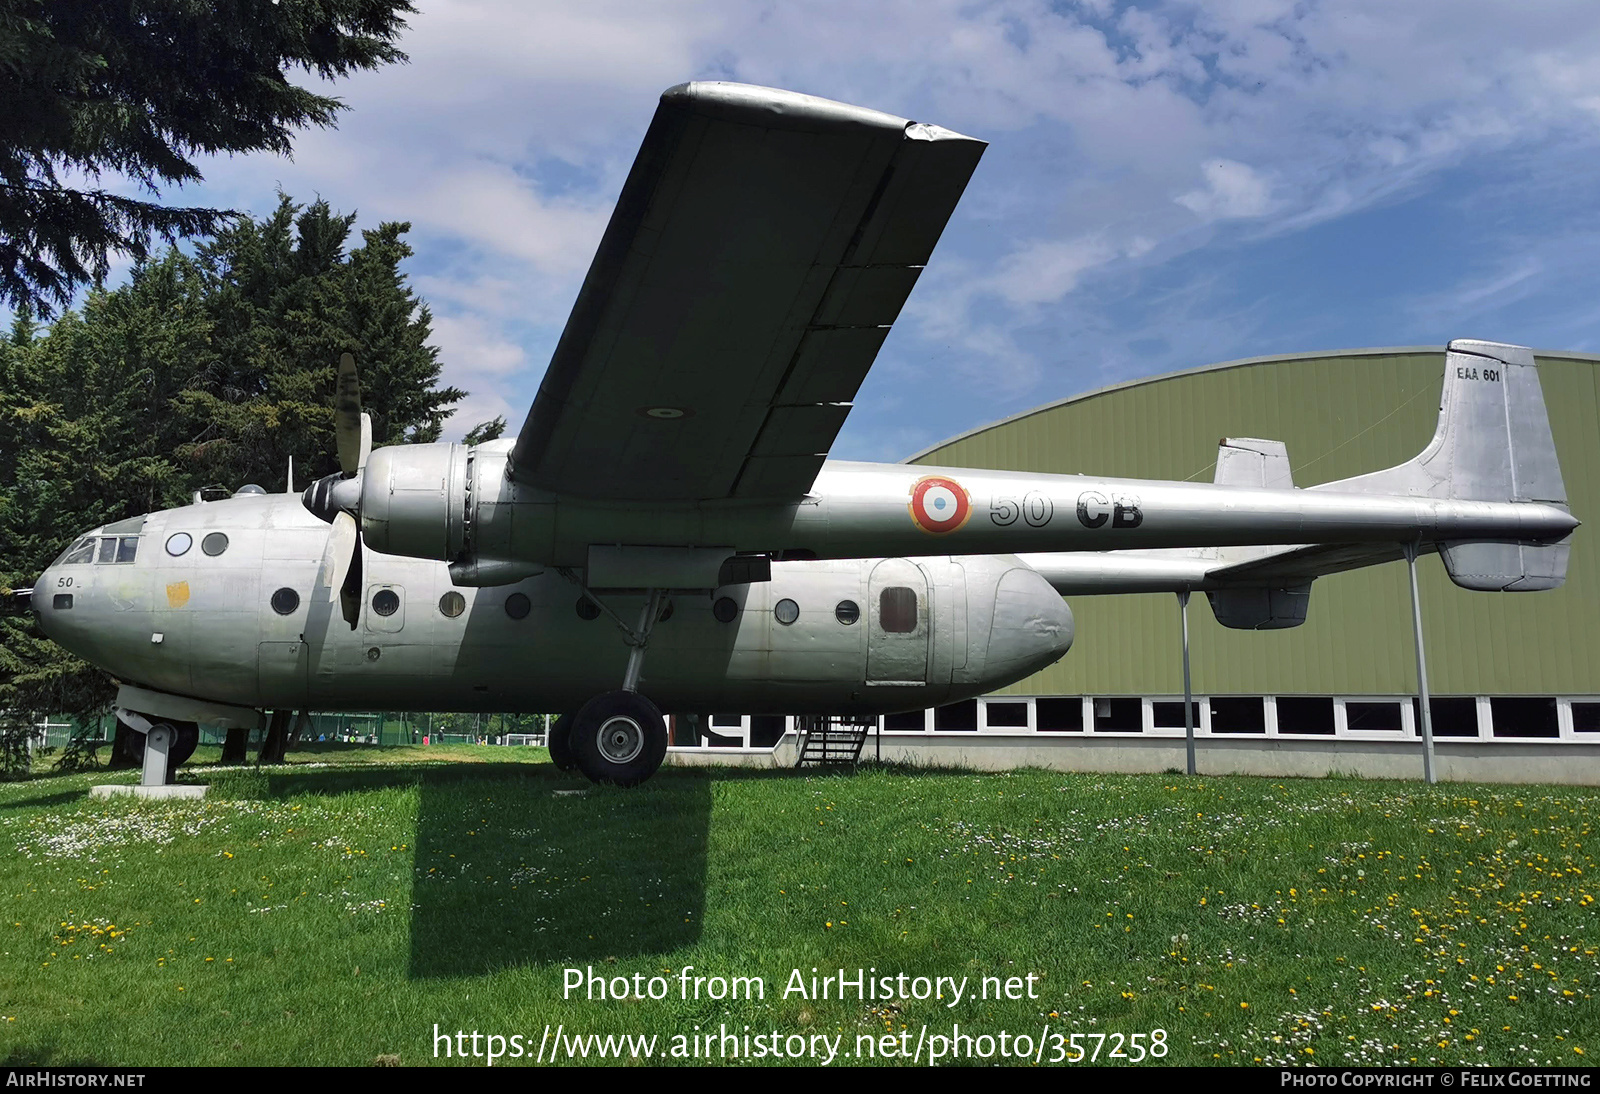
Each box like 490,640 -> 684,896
0,746 -> 1594,1066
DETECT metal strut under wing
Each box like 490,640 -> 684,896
508,82 -> 986,502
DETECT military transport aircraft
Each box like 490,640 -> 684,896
22,83 -> 1577,787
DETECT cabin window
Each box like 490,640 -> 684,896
504,592 -> 530,620
165,533 -> 192,557
712,596 -> 738,623
201,532 -> 229,556
271,588 -> 300,615
835,600 -> 860,625
372,589 -> 400,617
575,596 -> 600,620
96,537 -> 117,564
53,594 -> 73,609
774,598 -> 799,625
878,587 -> 917,633
116,536 -> 138,563
62,538 -> 95,565
439,591 -> 465,618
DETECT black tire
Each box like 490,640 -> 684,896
570,691 -> 667,788
547,712 -> 577,772
126,719 -> 199,781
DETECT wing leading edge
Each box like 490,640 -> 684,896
509,82 -> 985,502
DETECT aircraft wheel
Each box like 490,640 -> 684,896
126,719 -> 199,781
546,712 -> 577,772
571,691 -> 667,788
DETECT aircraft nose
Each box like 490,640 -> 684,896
984,565 -> 1074,680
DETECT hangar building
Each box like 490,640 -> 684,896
682,346 -> 1600,784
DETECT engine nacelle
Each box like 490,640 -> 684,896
361,441 -> 556,583
360,442 -> 469,561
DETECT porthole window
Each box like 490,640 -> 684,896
835,599 -> 860,625
575,596 -> 600,621
271,587 -> 300,615
439,591 -> 465,618
201,532 -> 229,556
165,533 -> 192,557
774,598 -> 799,625
879,587 -> 918,633
372,589 -> 400,617
505,592 -> 531,620
712,596 -> 738,623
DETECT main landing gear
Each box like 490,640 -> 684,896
557,585 -> 670,788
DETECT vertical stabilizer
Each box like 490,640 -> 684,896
1322,339 -> 1571,590
1214,438 -> 1295,489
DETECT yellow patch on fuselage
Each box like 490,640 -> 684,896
165,581 -> 190,608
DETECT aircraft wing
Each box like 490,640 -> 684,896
508,83 -> 985,501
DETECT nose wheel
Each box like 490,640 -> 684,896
570,691 -> 667,787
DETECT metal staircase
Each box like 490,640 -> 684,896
794,714 -> 875,768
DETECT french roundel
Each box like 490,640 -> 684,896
909,476 -> 971,534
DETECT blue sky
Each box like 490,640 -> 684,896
73,0 -> 1600,461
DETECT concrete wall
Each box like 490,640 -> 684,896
664,736 -> 1600,786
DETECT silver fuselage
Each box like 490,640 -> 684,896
34,493 -> 1074,717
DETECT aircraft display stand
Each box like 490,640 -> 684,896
90,720 -> 207,801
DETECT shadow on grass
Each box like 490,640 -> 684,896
0,789 -> 88,812
407,765 -> 713,978
4,1044 -> 108,1066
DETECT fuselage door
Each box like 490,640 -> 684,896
866,558 -> 928,685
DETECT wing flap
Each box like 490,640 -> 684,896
511,83 -> 984,502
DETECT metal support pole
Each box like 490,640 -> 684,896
1179,589 -> 1196,776
1404,542 -> 1437,785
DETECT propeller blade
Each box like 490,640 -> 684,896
358,411 -> 372,472
334,352 -> 363,475
318,510 -> 358,600
339,533 -> 364,631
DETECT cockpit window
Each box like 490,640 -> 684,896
96,537 -> 117,564
60,537 -> 95,565
116,536 -> 138,563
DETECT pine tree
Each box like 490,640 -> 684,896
0,0 -> 416,316
1,196 -> 466,734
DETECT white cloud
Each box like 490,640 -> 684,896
29,0 -> 1600,455
1175,160 -> 1276,221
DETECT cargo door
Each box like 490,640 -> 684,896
866,558 -> 928,685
